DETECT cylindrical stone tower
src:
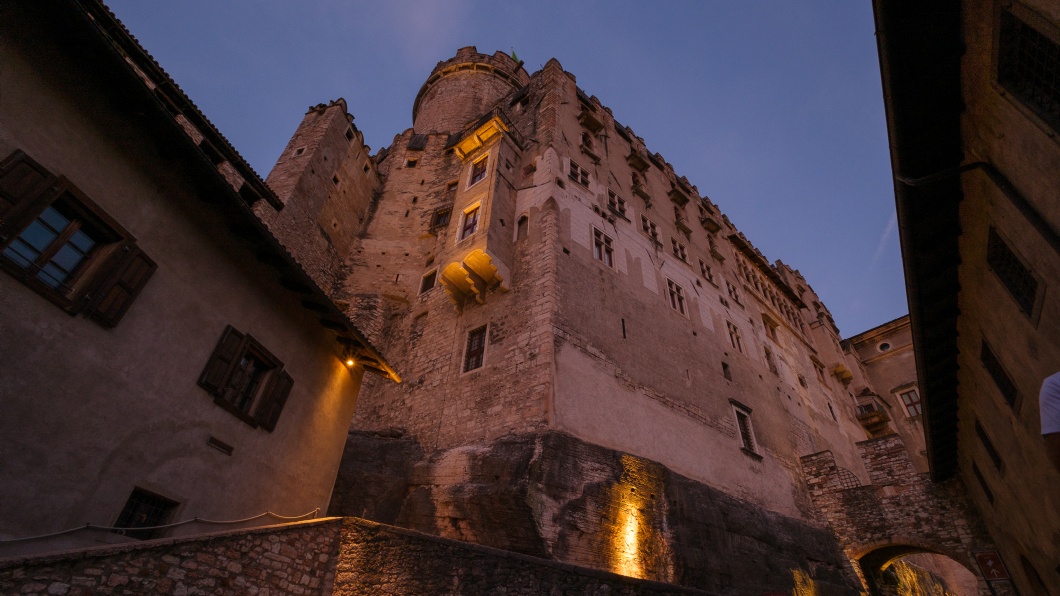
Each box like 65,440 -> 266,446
412,46 -> 529,134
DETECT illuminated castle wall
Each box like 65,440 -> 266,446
259,47 -> 939,594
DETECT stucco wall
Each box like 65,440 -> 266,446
0,8 -> 364,553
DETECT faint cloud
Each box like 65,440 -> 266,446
870,212 -> 897,269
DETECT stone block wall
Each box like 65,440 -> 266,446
0,519 -> 342,595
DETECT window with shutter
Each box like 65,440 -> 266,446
0,150 -> 155,325
198,325 -> 294,431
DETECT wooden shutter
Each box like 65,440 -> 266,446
198,326 -> 246,395
0,151 -> 56,237
85,242 -> 157,327
256,369 -> 293,431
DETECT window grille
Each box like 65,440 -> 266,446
999,10 -> 1060,133
980,340 -> 1019,407
975,420 -> 1005,473
971,463 -> 995,504
986,226 -> 1038,314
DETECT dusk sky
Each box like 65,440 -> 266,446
105,1 -> 904,337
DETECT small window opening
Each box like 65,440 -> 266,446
294,147 -> 306,156
419,270 -> 437,294
516,215 -> 528,241
722,362 -> 732,381
113,488 -> 179,540
464,325 -> 487,372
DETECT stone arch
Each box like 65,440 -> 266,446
855,543 -> 985,595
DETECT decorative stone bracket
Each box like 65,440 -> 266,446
439,249 -> 506,309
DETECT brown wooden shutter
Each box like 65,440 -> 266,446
198,326 -> 246,395
0,151 -> 57,237
256,369 -> 293,432
85,242 -> 157,327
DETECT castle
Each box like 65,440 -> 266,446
2,1 -> 1050,594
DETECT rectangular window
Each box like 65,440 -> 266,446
431,207 -> 452,230
419,270 -> 437,294
464,325 -> 487,372
971,462 -> 995,505
722,361 -> 732,381
727,321 -> 743,353
469,157 -> 488,187
0,150 -> 155,327
813,360 -> 827,384
113,487 -> 179,540
671,238 -> 688,262
640,216 -> 659,242
198,325 -> 294,431
699,259 -> 715,284
460,206 -> 480,240
726,280 -> 742,305
898,388 -> 922,417
593,228 -> 614,268
975,419 -> 1005,474
762,315 -> 779,341
986,226 -> 1038,315
998,10 -> 1060,133
980,340 -> 1019,408
405,158 -> 418,168
666,278 -> 686,315
731,402 -> 758,455
607,190 -> 627,217
568,159 -> 590,186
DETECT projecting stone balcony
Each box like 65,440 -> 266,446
700,215 -> 721,233
439,248 -> 506,309
855,398 -> 892,437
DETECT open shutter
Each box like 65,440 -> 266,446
0,151 -> 57,237
256,369 -> 293,432
85,242 -> 157,327
198,326 -> 245,395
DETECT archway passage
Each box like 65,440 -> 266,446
860,546 -> 982,595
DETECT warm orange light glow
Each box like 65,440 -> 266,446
614,502 -> 642,578
346,358 -> 355,367
606,455 -> 672,582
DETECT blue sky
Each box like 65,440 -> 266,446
106,1 -> 905,337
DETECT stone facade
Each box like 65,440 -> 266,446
874,0 -> 1060,592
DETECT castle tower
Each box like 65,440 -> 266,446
265,48 -> 934,594
412,46 -> 529,133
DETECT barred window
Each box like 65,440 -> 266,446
975,419 -> 1005,474
980,340 -> 1019,408
986,226 -> 1038,314
971,462 -> 995,505
464,325 -> 487,372
998,10 -> 1060,133
731,402 -> 758,455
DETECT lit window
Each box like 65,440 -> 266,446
898,388 -> 922,417
0,150 -> 155,327
419,270 -> 437,294
607,190 -> 627,217
699,259 -> 715,284
640,216 -> 659,242
727,321 -> 742,353
666,278 -> 686,315
731,402 -> 758,455
469,157 -> 488,186
670,238 -> 687,262
568,159 -> 590,186
198,325 -> 294,431
593,228 -> 614,268
460,206 -> 480,240
113,488 -> 179,540
464,325 -> 487,372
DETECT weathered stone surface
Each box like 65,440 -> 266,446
333,430 -> 862,594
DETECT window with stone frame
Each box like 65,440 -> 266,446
762,314 -> 779,342
731,401 -> 759,456
607,189 -> 627,218
985,226 -> 1039,316
430,207 -> 452,230
725,280 -> 742,305
641,216 -> 660,244
0,150 -> 156,328
593,227 -> 614,268
459,205 -> 480,240
666,278 -> 686,315
419,269 -> 437,294
998,9 -> 1060,134
568,159 -> 590,187
671,238 -> 688,263
198,325 -> 293,431
699,259 -> 715,284
897,388 -> 922,417
112,487 -> 179,540
463,325 -> 487,372
764,346 -> 778,375
468,157 -> 488,187
727,320 -> 743,353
